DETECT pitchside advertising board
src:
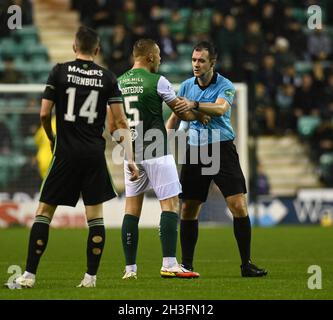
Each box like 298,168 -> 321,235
0,188 -> 332,227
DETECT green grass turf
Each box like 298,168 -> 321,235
0,226 -> 332,300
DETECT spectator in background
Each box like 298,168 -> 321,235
311,120 -> 333,161
157,23 -> 178,61
283,19 -> 307,60
244,20 -> 264,50
307,28 -> 333,61
293,73 -> 320,119
275,84 -> 296,132
258,54 -> 281,99
280,63 -> 302,88
274,37 -> 296,68
107,24 -> 132,76
0,56 -> 25,83
78,0 -> 113,29
254,83 -> 276,135
321,72 -> 333,120
0,120 -> 12,155
256,163 -> 271,196
168,9 -> 188,44
212,14 -> 242,79
261,2 -> 281,45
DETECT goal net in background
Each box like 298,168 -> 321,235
0,83 -> 248,226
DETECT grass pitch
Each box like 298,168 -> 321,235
0,226 -> 332,300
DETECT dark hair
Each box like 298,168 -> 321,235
75,26 -> 99,54
133,38 -> 157,57
193,41 -> 217,60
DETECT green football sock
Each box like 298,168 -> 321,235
122,214 -> 139,265
159,211 -> 178,257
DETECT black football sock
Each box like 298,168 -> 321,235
121,214 -> 139,265
180,219 -> 198,270
26,215 -> 51,274
159,211 -> 178,257
233,216 -> 251,265
87,218 -> 105,276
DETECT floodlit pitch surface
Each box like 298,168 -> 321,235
0,226 -> 332,299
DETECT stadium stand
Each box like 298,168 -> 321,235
1,0 -> 333,196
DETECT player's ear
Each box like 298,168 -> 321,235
94,46 -> 100,56
210,59 -> 216,69
73,44 -> 77,54
148,53 -> 154,63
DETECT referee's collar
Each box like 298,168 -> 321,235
194,72 -> 218,90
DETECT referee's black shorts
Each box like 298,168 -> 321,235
40,154 -> 117,207
179,141 -> 247,202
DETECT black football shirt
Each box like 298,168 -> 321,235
42,58 -> 122,157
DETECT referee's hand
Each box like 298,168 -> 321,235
128,162 -> 139,181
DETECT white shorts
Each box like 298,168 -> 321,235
124,154 -> 182,200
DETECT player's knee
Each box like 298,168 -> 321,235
228,200 -> 247,217
181,202 -> 200,220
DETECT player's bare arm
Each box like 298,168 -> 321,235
174,97 -> 230,117
40,98 -> 55,150
109,102 -> 139,181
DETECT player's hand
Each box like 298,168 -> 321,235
198,113 -> 211,126
128,162 -> 139,181
174,97 -> 195,113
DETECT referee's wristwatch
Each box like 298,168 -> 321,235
193,101 -> 200,110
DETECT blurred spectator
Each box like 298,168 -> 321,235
261,2 -> 282,45
274,37 -> 296,68
156,23 -> 178,61
258,54 -> 281,99
21,98 -> 39,137
307,28 -> 333,61
107,24 -> 132,76
256,163 -> 271,195
78,0 -> 113,29
0,56 -> 25,83
312,121 -> 333,159
212,14 -> 242,78
283,19 -> 307,60
293,73 -> 320,119
18,153 -> 41,196
280,64 -> 302,88
168,9 -> 188,43
0,120 -> 12,155
275,84 -> 296,132
321,72 -> 333,120
243,20 -> 264,50
254,83 -> 276,134
189,7 -> 212,42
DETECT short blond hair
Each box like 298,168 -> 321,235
133,39 -> 157,58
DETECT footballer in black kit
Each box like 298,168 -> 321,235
9,26 -> 138,289
40,59 -> 122,206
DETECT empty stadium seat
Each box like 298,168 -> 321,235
297,115 -> 321,137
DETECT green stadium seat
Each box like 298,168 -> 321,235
26,45 -> 49,61
177,43 -> 192,58
295,61 -> 313,74
297,115 -> 321,137
13,25 -> 39,43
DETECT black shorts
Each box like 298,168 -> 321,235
179,141 -> 247,202
40,154 -> 117,207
